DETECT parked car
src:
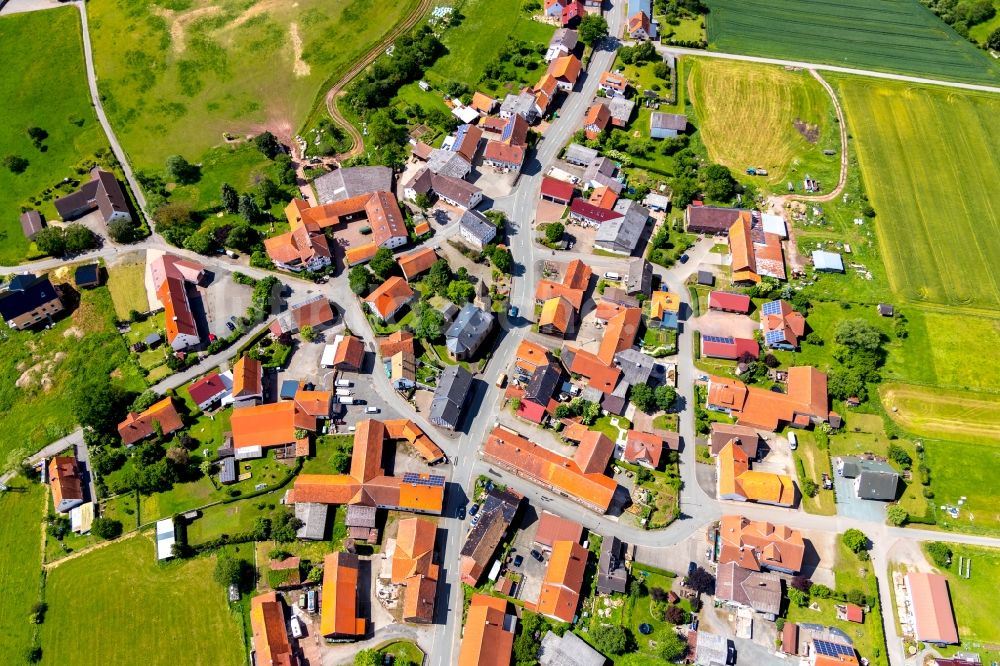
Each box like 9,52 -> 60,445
457,505 -> 466,520
365,406 -> 380,414
496,373 -> 507,389
530,549 -> 543,562
513,554 -> 524,568
226,321 -> 236,332
508,306 -> 519,318
603,272 -> 621,280
679,254 -> 689,263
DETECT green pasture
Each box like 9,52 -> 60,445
930,544 -> 1000,645
0,7 -> 112,265
923,437 -> 1000,535
88,0 -> 419,171
838,78 -> 1000,311
705,0 -> 1000,84
0,482 -> 44,663
39,534 -> 243,666
0,284 -> 145,462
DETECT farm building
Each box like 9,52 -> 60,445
54,168 -> 132,224
686,205 -> 751,235
155,518 -> 176,561
708,291 -> 751,313
650,112 -> 687,138
701,335 -> 759,360
812,250 -> 845,272
905,572 -> 959,645
540,176 -> 575,205
19,210 -> 44,239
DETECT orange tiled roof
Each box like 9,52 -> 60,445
583,102 -> 611,131
482,426 -> 617,512
729,214 -> 757,277
539,296 -> 574,334
288,474 -> 360,504
392,517 -> 439,583
718,514 -> 805,573
333,335 -> 365,369
295,191 -> 407,248
536,540 -> 588,622
708,368 -> 828,431
459,596 -> 516,666
265,220 -> 332,267
345,242 -> 378,266
574,431 -> 615,474
232,355 -> 262,399
562,259 -> 591,290
649,291 -> 680,319
117,397 -> 184,446
320,553 -> 366,638
564,346 -> 621,394
599,71 -> 628,92
380,330 -> 416,357
535,280 -> 585,311
230,401 -> 299,449
515,339 -> 552,374
588,185 -> 618,209
48,456 -> 82,508
597,307 -> 640,364
718,441 -> 795,506
250,592 -> 295,666
398,247 -> 438,281
413,220 -> 431,236
294,390 -> 332,417
365,276 -> 415,320
623,431 -> 664,468
351,419 -> 386,482
547,55 -> 581,83
534,511 -> 584,548
158,276 -> 198,345
471,92 -> 497,113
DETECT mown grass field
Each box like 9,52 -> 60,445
0,281 -> 145,462
0,7 -> 111,265
705,0 -> 1000,84
88,0 -> 419,170
923,437 -> 1000,534
838,79 -> 1000,311
106,253 -> 150,318
688,59 -> 841,186
0,482 -> 44,663
40,534 -> 243,666
881,383 -> 1000,446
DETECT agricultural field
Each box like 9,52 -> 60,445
837,79 -> 1000,311
688,59 -> 841,187
0,482 -> 45,664
704,0 -> 1000,85
880,383 -> 1000,446
39,534 -> 244,666
0,7 -> 112,265
87,0 -> 419,170
0,278 -> 145,462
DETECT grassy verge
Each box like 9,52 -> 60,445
0,481 -> 45,662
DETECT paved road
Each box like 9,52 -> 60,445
658,45 -> 1000,94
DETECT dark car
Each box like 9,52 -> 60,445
226,321 -> 236,331
679,254 -> 689,263
513,554 -> 524,568
508,306 -> 519,318
457,505 -> 466,520
530,549 -> 543,562
469,504 -> 479,517
726,642 -> 736,665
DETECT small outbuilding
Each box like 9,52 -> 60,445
20,210 -> 45,240
877,303 -> 895,317
812,249 -> 845,273
74,264 -> 101,289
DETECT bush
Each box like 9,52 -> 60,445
2,154 -> 29,174
887,505 -> 908,526
888,444 -> 913,470
842,528 -> 870,557
926,542 -> 952,568
591,624 -> 632,655
91,516 -> 124,540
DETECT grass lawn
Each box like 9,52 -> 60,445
930,544 -> 1000,646
879,383 -> 1000,446
0,481 -> 44,663
589,566 -> 680,663
301,435 -> 353,475
787,543 -> 888,666
88,0 -> 420,172
705,0 -> 1000,85
590,416 -> 632,441
0,7 -> 115,265
652,413 -> 678,432
688,58 -> 840,187
39,533 -> 243,666
789,429 -> 835,516
838,78 -> 1000,311
379,640 -> 425,664
102,492 -> 141,531
0,283 -> 145,462
185,490 -> 285,545
106,255 -> 150,319
922,438 -> 1000,535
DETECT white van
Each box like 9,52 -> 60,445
335,388 -> 353,397
603,272 -> 621,280
290,617 -> 303,639
365,406 -> 380,414
335,379 -> 352,388
788,432 -> 798,450
337,397 -> 355,405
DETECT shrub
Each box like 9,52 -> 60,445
926,542 -> 952,568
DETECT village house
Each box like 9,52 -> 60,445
48,456 -> 84,513
547,54 -> 582,91
707,366 -> 830,431
266,200 -> 332,272
430,365 -> 473,430
563,143 -> 598,167
459,209 -> 498,250
534,540 -> 588,622
0,273 -> 64,330
397,247 -> 439,282
391,517 -> 439,624
544,0 -> 585,26
117,396 -> 184,446
269,295 -> 337,337
717,514 -> 805,573
459,487 -> 524,585
483,114 -> 530,173
701,335 -> 760,361
760,299 -> 806,350
458,595 -> 517,666
602,95 -> 635,128
685,205 -> 751,235
250,592 -> 298,666
187,372 -> 228,412
717,440 -> 795,506
582,102 -> 611,140
649,290 -> 680,329
594,199 -> 649,255
545,28 -> 578,62
597,536 -> 630,595
446,304 -> 494,360
320,552 -> 366,641
365,276 -> 416,323
150,254 -> 205,350
54,167 -> 132,225
729,209 -> 786,284
598,71 -> 629,97
715,561 -> 783,619
402,168 -> 483,210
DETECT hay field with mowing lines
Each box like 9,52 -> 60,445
880,383 -> 1000,446
88,0 -> 419,169
688,59 -> 840,186
705,0 -> 1000,85
838,79 -> 1000,311
39,534 -> 243,666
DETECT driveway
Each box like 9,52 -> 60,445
693,310 -> 758,339
833,472 -> 887,523
199,270 -> 254,339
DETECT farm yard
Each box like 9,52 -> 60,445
87,0 -> 420,171
688,58 -> 841,188
837,78 -> 1000,312
0,482 -> 45,664
704,0 -> 1000,85
0,7 -> 113,265
39,534 -> 244,666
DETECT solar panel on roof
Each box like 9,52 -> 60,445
501,120 -> 514,142
765,330 -> 786,345
402,473 -> 445,487
813,640 -> 854,658
703,335 -> 735,344
761,300 -> 782,316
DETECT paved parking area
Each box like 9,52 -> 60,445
506,504 -> 548,603
200,271 -> 253,339
833,472 -> 887,523
694,310 -> 758,339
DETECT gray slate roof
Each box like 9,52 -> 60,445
715,561 -> 783,616
459,209 -> 497,244
430,365 -> 473,429
597,536 -> 629,595
564,143 -> 598,165
603,96 -> 635,124
446,304 -> 494,357
314,166 -> 393,204
595,199 -> 649,253
548,28 -> 579,51
857,468 -> 899,500
427,149 -> 472,179
500,92 -> 539,119
625,258 -> 652,295
539,631 -> 607,666
650,112 -> 688,131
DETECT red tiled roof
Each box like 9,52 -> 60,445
708,291 -> 751,313
570,198 -> 623,224
534,511 -> 584,549
187,372 -> 226,407
906,573 -> 959,644
540,177 -> 575,202
117,397 -> 184,445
